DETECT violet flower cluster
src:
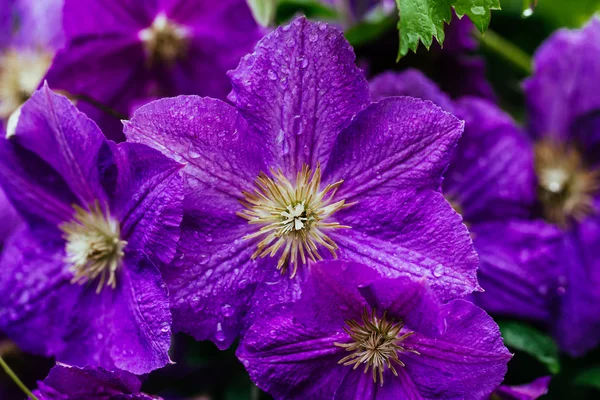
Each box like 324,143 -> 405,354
0,1 -> 597,399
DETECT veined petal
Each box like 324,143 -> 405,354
472,220 -> 562,322
332,190 -> 479,301
524,17 -> 600,141
323,97 -> 463,199
228,17 -> 370,174
125,96 -> 270,199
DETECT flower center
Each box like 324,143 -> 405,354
60,202 -> 127,293
335,308 -> 418,386
138,13 -> 189,66
238,164 -> 351,277
0,48 -> 53,119
534,140 -> 599,225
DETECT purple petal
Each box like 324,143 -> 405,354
403,300 -> 511,400
62,0 -> 148,38
358,276 -> 444,337
0,229 -> 172,374
524,18 -> 600,140
125,96 -> 270,199
553,217 -> 600,356
5,85 -> 107,206
0,188 -> 21,245
57,253 -> 172,374
237,303 -> 347,400
332,190 -> 479,301
45,36 -> 147,141
323,97 -> 463,199
493,376 -> 551,400
34,363 -> 157,400
293,260 -> 378,330
228,17 -> 370,174
105,141 -> 184,266
446,97 -> 536,222
12,0 -> 65,49
471,220 -> 562,322
0,227 -> 76,357
369,69 -> 455,112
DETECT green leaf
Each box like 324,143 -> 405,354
345,13 -> 397,47
498,321 -> 560,375
276,0 -> 338,24
574,367 -> 600,390
247,0 -> 279,27
395,0 -> 501,59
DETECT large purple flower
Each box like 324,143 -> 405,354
45,0 -> 264,140
0,85 -> 184,374
0,0 -> 64,125
370,69 -> 562,323
237,260 -> 511,400
34,363 -> 160,400
523,17 -> 600,355
124,17 -> 478,349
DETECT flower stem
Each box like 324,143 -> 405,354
476,29 -> 532,75
0,356 -> 39,400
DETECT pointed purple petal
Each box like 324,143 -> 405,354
323,97 -> 463,199
333,190 -> 479,301
228,17 -> 370,174
472,220 -> 562,322
524,18 -> 600,140
447,97 -> 535,222
493,376 -> 551,400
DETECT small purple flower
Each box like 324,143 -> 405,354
0,0 -> 64,125
492,376 -> 551,400
125,17 -> 478,348
34,363 -> 160,400
237,260 -> 511,400
0,85 -> 184,374
45,0 -> 264,140
523,17 -> 600,355
370,69 -> 562,323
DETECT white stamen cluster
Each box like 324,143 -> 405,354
60,202 -> 127,293
238,164 -> 351,277
138,13 -> 189,66
335,308 -> 419,386
0,49 -> 53,119
535,140 -> 599,225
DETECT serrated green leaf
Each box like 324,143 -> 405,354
498,321 -> 560,375
574,366 -> 600,390
247,0 -> 278,27
453,0 -> 501,32
395,0 -> 501,59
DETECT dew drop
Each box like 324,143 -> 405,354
215,323 -> 225,341
433,265 -> 444,278
221,304 -> 234,317
267,69 -> 277,80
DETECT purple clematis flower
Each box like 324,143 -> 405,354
0,0 -> 64,127
124,17 -> 478,349
491,376 -> 550,400
0,85 -> 184,374
370,69 -> 562,324
45,0 -> 264,141
34,363 -> 161,400
523,17 -> 600,355
237,260 -> 511,400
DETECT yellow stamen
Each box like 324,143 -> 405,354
60,202 -> 127,293
0,48 -> 53,119
535,139 -> 599,226
138,13 -> 189,66
238,164 -> 352,277
334,308 -> 419,386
